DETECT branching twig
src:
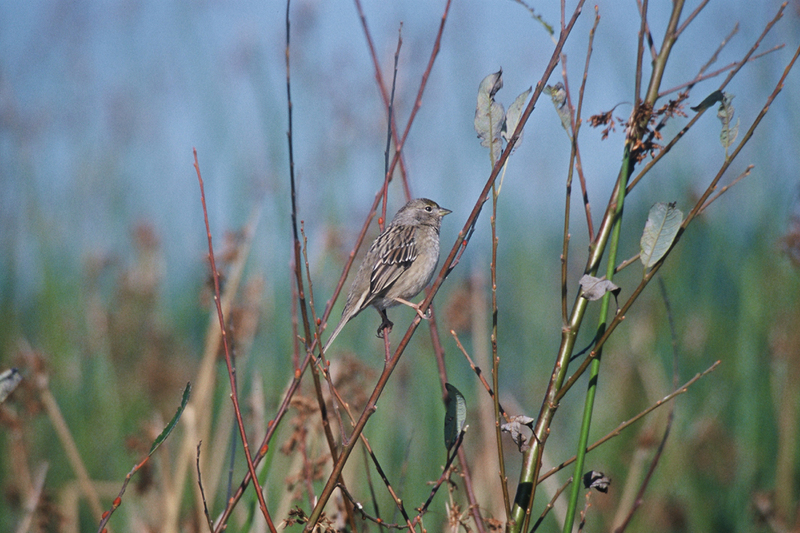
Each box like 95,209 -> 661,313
451,331 -> 511,423
196,443 -> 214,533
354,0 -> 413,202
193,151 -> 276,533
561,12 -> 796,401
658,44 -> 784,98
380,27 -> 403,229
529,476 -> 572,533
539,360 -> 720,483
611,281 -> 680,533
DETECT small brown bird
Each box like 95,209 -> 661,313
323,198 -> 451,353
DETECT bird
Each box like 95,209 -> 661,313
323,198 -> 451,353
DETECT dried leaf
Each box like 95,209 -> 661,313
717,92 -> 739,150
544,82 -> 571,134
640,202 -> 683,270
501,415 -> 535,452
502,87 -> 532,148
579,275 -> 620,301
444,383 -> 467,452
582,470 -> 611,493
475,70 -> 505,164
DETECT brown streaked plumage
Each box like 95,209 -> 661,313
323,198 -> 451,353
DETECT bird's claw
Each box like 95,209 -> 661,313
376,318 -> 394,338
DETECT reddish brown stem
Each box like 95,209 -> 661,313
193,150 -> 276,533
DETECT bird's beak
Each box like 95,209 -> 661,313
440,207 -> 452,216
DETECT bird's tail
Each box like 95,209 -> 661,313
322,316 -> 348,355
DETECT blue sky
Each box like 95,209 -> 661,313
1,0 -> 797,301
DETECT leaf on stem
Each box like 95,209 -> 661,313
640,202 -> 683,270
149,382 -> 192,455
579,275 -> 621,301
502,86 -> 532,148
501,415 -> 535,452
444,383 -> 467,453
717,92 -> 740,150
582,471 -> 611,493
544,82 -> 571,134
690,90 -> 724,112
475,70 -> 505,164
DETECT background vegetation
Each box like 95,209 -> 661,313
1,1 -> 799,532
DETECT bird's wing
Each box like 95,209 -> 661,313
369,224 -> 417,296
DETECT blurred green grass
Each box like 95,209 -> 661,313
1,189 -> 798,531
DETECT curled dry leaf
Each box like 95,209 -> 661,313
582,470 -> 611,493
545,82 -> 571,133
501,415 -> 535,452
579,275 -> 620,301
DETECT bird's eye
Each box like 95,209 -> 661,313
425,206 -> 432,212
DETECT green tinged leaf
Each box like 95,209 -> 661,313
717,93 -> 739,150
544,82 -> 571,134
640,202 -> 683,270
444,383 -> 467,452
149,382 -> 192,456
502,87 -> 532,148
475,70 -> 505,164
690,90 -> 724,112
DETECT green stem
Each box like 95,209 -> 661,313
562,151 -> 631,532
561,4 -> 684,529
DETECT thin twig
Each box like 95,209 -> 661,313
614,253 -> 641,274
699,165 -> 753,213
338,483 -> 412,530
634,0 -> 657,61
574,8 -> 599,241
699,23 -> 739,77
658,45 -> 784,98
196,443 -> 214,533
193,151 -> 276,533
451,331 -> 511,422
413,434 -> 467,525
539,361 -> 720,483
633,0 -> 648,106
320,357 -> 415,528
628,4 -> 786,191
560,8 -> 599,324
612,283 -> 680,533
529,476 -> 572,533
97,457 -> 148,533
675,0 -> 710,38
380,26 -> 403,230
284,0 -> 357,518
354,0 -> 413,202
487,109 -> 510,523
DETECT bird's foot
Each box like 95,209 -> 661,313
392,297 -> 431,320
376,317 -> 394,338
